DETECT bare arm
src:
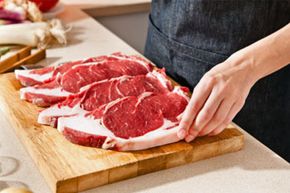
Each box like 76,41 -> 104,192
235,23 -> 290,80
178,23 -> 290,141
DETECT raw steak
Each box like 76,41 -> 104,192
38,70 -> 172,127
15,55 -> 106,86
15,52 -> 143,86
20,54 -> 153,106
57,87 -> 189,151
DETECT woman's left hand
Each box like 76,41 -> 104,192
177,53 -> 258,142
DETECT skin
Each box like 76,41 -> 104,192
178,23 -> 290,142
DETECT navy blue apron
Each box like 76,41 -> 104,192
144,0 -> 290,161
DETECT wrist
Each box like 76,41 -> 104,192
226,49 -> 261,85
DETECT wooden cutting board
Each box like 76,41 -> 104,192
0,73 -> 244,193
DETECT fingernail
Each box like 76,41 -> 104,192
185,135 -> 195,142
177,129 -> 186,139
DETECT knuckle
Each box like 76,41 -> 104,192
237,99 -> 246,107
213,113 -> 223,123
200,111 -> 211,122
180,119 -> 191,127
206,74 -> 217,85
193,121 -> 202,131
192,102 -> 201,113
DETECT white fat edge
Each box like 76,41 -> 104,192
102,136 -> 117,149
57,114 -> 117,149
70,61 -> 107,69
79,75 -> 132,92
135,92 -> 153,107
102,97 -> 130,114
57,113 -> 180,151
58,60 -> 107,82
172,86 -> 190,102
61,54 -> 151,80
147,70 -> 171,89
115,81 -> 124,97
15,57 -> 105,82
137,119 -> 178,138
20,86 -> 72,99
38,102 -> 86,124
68,56 -> 145,69
15,69 -> 54,82
113,119 -> 181,151
113,75 -> 133,97
57,114 -> 115,138
105,54 -> 152,72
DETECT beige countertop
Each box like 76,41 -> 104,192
61,0 -> 151,17
61,0 -> 150,9
0,2 -> 289,193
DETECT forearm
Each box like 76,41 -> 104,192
229,23 -> 290,82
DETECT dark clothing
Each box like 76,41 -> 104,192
144,0 -> 290,161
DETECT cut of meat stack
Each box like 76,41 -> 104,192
38,70 -> 173,127
15,53 -> 190,151
16,52 -> 153,106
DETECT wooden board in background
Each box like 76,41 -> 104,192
0,73 -> 244,193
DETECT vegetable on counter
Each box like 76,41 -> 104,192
3,0 -> 42,22
0,8 -> 26,22
0,0 -> 69,48
0,19 -> 68,48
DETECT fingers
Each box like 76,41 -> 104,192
198,98 -> 234,136
177,79 -> 212,139
184,86 -> 223,142
184,126 -> 199,142
208,99 -> 245,136
208,122 -> 228,136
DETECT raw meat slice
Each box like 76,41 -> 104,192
57,87 -> 189,151
15,55 -> 107,86
20,80 -> 71,107
20,54 -> 153,106
38,70 -> 172,127
15,52 -> 149,86
60,54 -> 152,93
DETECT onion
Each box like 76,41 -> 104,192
0,8 -> 25,21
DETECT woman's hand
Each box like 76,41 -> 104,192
177,54 -> 258,142
178,23 -> 290,142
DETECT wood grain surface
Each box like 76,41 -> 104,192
0,46 -> 32,73
0,73 -> 244,193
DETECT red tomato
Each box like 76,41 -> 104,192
29,0 -> 59,12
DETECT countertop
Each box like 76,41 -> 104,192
0,2 -> 289,193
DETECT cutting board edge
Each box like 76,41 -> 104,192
54,129 -> 244,193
